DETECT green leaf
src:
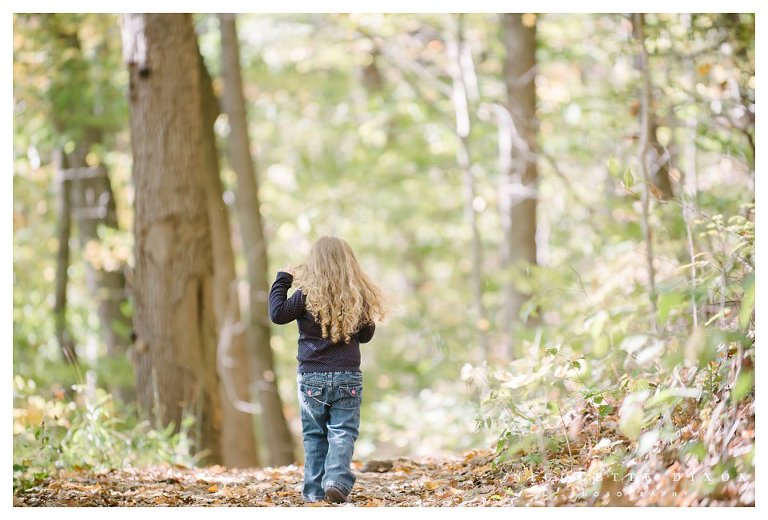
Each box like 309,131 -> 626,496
739,272 -> 755,329
622,168 -> 635,189
657,291 -> 685,323
607,157 -> 620,177
681,441 -> 707,462
593,335 -> 609,358
522,452 -> 543,466
620,406 -> 643,440
619,391 -> 649,440
635,378 -> 651,391
684,327 -> 707,366
731,370 -> 754,403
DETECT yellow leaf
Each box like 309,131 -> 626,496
472,463 -> 491,474
207,484 -> 218,493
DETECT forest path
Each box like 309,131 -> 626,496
14,441 -> 754,507
14,448 -> 588,507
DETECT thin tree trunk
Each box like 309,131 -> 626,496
500,13 -> 538,358
46,16 -> 132,395
628,16 -> 673,200
123,13 -> 222,464
218,13 -> 294,466
67,138 -> 134,403
448,14 -> 488,360
633,13 -> 659,333
198,49 -> 260,468
682,22 -> 701,327
52,149 -> 79,368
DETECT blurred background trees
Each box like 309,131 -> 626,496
14,12 -> 754,499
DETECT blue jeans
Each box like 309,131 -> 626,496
297,370 -> 363,502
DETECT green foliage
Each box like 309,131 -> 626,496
14,12 -> 136,405
730,370 -> 754,404
13,376 -> 199,493
468,15 -> 754,493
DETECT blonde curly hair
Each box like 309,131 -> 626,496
294,236 -> 385,344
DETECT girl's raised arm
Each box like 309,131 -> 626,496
268,271 -> 305,324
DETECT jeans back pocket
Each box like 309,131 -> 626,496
335,384 -> 363,409
299,382 -> 326,408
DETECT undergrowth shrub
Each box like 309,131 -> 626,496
13,375 -> 200,492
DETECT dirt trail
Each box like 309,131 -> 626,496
14,446 -> 754,507
13,448 -> 563,507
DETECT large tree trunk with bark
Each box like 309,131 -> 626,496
500,13 -> 538,358
198,49 -> 260,468
218,14 -> 295,466
123,13 -> 222,464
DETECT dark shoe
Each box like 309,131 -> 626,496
324,486 -> 348,503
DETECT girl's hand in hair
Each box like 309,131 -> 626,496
279,265 -> 294,275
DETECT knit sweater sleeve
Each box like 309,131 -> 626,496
269,271 -> 305,324
358,322 -> 376,343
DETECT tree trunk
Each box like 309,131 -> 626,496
500,13 -> 538,358
67,141 -> 134,403
633,13 -> 660,332
123,13 -> 222,464
447,14 -> 489,360
198,48 -> 260,468
45,15 -> 132,397
218,13 -> 295,466
630,16 -> 673,200
52,149 -> 78,368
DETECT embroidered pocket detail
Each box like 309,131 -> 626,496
336,384 -> 363,409
300,383 -> 323,399
339,385 -> 363,398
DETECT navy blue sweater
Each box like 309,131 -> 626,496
268,271 -> 375,373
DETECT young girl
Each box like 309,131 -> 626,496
269,236 -> 385,504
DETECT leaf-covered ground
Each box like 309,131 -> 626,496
15,397 -> 754,507
14,448 -> 753,507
